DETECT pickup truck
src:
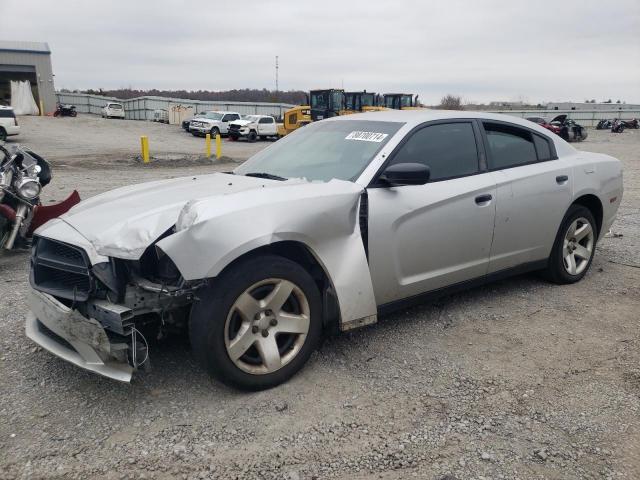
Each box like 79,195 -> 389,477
189,111 -> 241,137
228,115 -> 277,141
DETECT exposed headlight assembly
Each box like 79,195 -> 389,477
16,177 -> 42,200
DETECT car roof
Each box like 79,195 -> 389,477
329,109 -> 554,131
207,110 -> 240,114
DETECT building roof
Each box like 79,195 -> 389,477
0,40 -> 51,54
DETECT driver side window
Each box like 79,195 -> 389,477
389,122 -> 480,181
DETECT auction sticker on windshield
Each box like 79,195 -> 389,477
345,131 -> 389,142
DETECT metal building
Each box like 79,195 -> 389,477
0,40 -> 57,114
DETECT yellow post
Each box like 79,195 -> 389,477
215,134 -> 222,160
39,99 -> 45,116
140,136 -> 150,164
205,133 -> 212,158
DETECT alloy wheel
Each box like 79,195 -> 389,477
224,278 -> 310,375
562,217 -> 594,275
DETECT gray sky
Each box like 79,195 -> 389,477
4,0 -> 640,104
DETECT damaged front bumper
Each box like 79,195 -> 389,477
25,289 -> 134,382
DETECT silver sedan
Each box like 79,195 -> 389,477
26,110 -> 623,389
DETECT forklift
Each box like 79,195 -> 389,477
383,93 -> 421,110
308,88 -> 345,121
343,91 -> 386,114
276,105 -> 311,137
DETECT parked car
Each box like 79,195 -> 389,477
526,116 -> 561,136
152,109 -> 168,123
549,114 -> 587,141
0,106 -> 19,141
102,103 -> 125,119
189,111 -> 241,137
25,111 -> 622,390
228,115 -> 277,141
182,112 -> 205,131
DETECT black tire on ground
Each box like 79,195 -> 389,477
210,127 -> 220,137
544,204 -> 597,284
190,255 -> 323,390
260,135 -> 267,141
247,130 -> 258,143
0,128 -> 6,142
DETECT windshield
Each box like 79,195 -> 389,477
235,120 -> 403,182
245,115 -> 260,121
109,104 -> 123,109
361,93 -> 375,107
310,92 -> 327,109
205,112 -> 223,120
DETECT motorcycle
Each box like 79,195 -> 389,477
596,119 -> 612,130
53,104 -> 77,117
621,118 -> 639,129
611,119 -> 625,133
0,144 -> 80,250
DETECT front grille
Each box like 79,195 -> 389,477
31,237 -> 92,301
229,124 -> 241,131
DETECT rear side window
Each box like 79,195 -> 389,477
389,122 -> 479,181
259,117 -> 273,124
0,109 -> 15,118
483,123 -> 537,169
533,134 -> 553,161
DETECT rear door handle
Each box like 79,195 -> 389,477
556,175 -> 569,184
475,194 -> 492,205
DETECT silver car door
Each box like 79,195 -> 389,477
367,121 -> 497,305
481,122 -> 572,273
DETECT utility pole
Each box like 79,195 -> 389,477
275,55 -> 279,101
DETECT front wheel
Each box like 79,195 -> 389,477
190,255 -> 322,390
544,205 -> 597,284
247,130 -> 258,143
210,127 -> 220,137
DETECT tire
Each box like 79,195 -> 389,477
260,135 -> 268,141
190,255 -> 322,390
579,128 -> 588,140
53,111 -> 60,117
247,130 -> 258,143
210,127 -> 220,137
71,111 -> 77,117
544,204 -> 597,284
0,128 -> 6,142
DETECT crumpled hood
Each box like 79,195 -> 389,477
47,173 -> 360,260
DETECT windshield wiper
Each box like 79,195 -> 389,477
244,172 -> 287,181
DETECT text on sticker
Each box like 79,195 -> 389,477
345,131 -> 389,142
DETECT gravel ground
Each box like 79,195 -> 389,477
7,114 -> 267,165
0,126 -> 639,480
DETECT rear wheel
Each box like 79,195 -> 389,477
247,130 -> 258,143
190,255 -> 322,390
544,205 -> 597,284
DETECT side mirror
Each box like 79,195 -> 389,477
380,163 -> 430,186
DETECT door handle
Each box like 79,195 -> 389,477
475,194 -> 492,205
556,175 -> 569,184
